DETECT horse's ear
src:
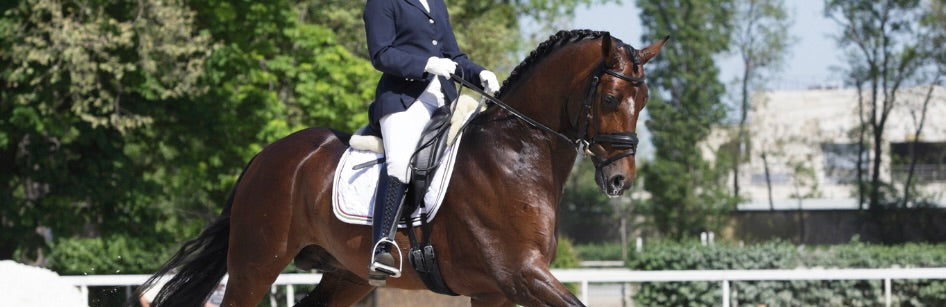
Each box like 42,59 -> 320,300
601,32 -> 620,67
638,35 -> 670,65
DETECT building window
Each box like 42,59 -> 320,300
890,141 -> 946,182
821,143 -> 868,184
750,173 -> 790,185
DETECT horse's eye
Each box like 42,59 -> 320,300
603,94 -> 618,106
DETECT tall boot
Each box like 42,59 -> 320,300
368,171 -> 408,285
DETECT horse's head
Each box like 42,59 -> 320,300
585,34 -> 667,197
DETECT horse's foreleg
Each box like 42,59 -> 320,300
294,271 -> 373,307
505,266 -> 585,307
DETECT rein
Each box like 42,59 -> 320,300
449,51 -> 643,169
450,74 -> 575,145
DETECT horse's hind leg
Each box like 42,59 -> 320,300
222,183 -> 298,306
220,245 -> 296,307
294,271 -> 373,307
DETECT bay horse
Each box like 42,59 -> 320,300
141,30 -> 666,307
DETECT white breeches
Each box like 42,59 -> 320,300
379,78 -> 445,183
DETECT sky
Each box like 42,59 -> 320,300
561,0 -> 846,158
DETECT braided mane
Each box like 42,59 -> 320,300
498,29 -> 612,95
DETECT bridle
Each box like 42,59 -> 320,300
576,49 -> 644,170
450,41 -> 644,171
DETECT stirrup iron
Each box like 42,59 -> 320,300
369,238 -> 403,278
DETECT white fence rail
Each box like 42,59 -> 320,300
62,268 -> 946,307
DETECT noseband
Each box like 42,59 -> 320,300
450,43 -> 643,171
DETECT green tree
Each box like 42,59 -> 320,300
129,0 -> 379,239
826,0 -> 929,210
900,0 -> 946,207
637,0 -> 737,239
0,0 -> 378,264
0,0 -> 212,260
730,0 -> 794,198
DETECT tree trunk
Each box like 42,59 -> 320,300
902,82 -> 938,207
761,151 -> 774,210
735,63 -> 752,199
868,66 -> 881,209
870,127 -> 884,209
855,81 -> 867,210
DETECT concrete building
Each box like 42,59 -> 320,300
708,85 -> 946,211
700,86 -> 946,243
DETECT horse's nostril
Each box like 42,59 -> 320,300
609,175 -> 626,190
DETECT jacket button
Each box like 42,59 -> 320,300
432,40 -> 438,46
429,19 -> 434,24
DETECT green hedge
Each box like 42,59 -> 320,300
48,235 -> 171,275
628,240 -> 946,306
574,242 -> 624,261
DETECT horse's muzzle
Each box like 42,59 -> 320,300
595,166 -> 632,197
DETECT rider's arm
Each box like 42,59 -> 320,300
364,0 -> 429,80
439,9 -> 484,86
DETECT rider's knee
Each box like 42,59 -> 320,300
385,160 -> 410,184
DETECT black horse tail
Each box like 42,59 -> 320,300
133,156 -> 256,307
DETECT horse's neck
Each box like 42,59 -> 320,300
479,45 -> 598,195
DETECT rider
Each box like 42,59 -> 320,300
363,0 -> 500,281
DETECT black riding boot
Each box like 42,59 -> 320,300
368,171 -> 408,285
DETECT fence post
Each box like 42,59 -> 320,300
287,285 -> 295,307
580,280 -> 589,305
80,285 -> 88,306
721,280 -> 730,307
885,278 -> 891,307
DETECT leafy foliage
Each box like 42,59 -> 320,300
574,242 -> 624,260
629,240 -> 946,306
0,0 -> 213,260
636,0 -> 739,239
0,0 -> 375,263
552,237 -> 581,269
47,236 -> 172,275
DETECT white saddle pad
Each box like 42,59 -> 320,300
332,134 -> 464,227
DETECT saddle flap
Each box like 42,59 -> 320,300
412,106 -> 452,172
410,106 -> 453,209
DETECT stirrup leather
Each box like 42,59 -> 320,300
369,238 -> 403,278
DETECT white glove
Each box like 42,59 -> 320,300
479,70 -> 500,94
424,57 -> 457,78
